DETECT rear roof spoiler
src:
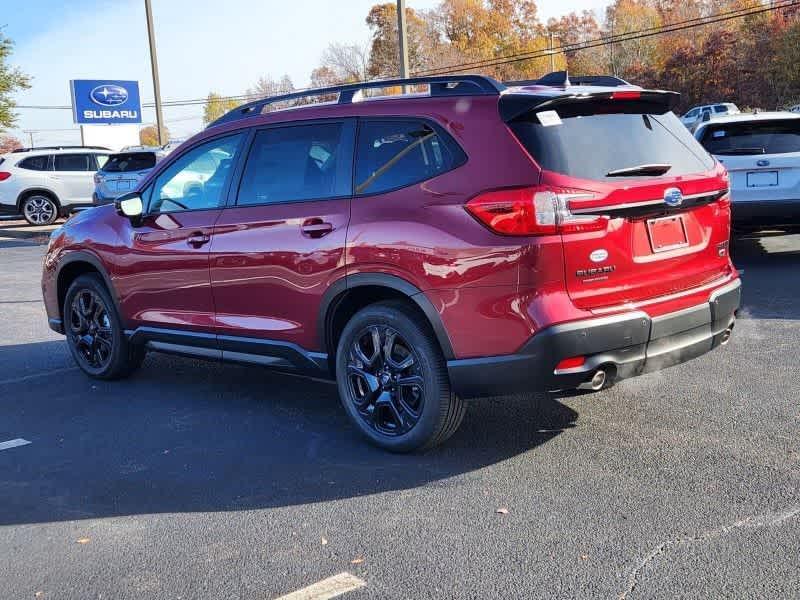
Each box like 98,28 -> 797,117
505,72 -> 632,88
499,89 -> 681,122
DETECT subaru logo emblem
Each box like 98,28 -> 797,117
90,84 -> 129,107
757,159 -> 770,167
663,187 -> 683,207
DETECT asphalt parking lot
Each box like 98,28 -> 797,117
0,233 -> 798,599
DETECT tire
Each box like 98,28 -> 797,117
335,300 -> 465,452
64,274 -> 145,379
21,193 -> 59,226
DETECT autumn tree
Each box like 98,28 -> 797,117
203,92 -> 241,125
319,42 -> 370,83
309,66 -> 341,88
0,29 -> 31,130
428,0 -> 560,80
365,3 -> 440,77
0,134 -> 22,153
246,74 -> 294,100
605,0 -> 662,77
139,125 -> 170,146
547,11 -> 607,76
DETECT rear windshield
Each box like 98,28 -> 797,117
102,152 -> 157,172
699,119 -> 800,155
508,101 -> 714,181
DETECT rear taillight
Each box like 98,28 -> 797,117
0,172 -> 11,181
465,186 -> 608,236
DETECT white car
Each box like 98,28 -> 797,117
681,103 -> 740,129
694,112 -> 800,232
0,146 -> 111,225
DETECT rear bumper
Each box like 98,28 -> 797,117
732,200 -> 800,228
92,192 -> 117,206
447,278 -> 741,398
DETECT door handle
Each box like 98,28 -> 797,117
301,219 -> 334,238
186,232 -> 211,247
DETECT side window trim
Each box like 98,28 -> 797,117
144,132 -> 246,215
353,116 -> 467,198
230,117 -> 356,208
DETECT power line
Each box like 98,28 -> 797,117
13,0 -> 799,112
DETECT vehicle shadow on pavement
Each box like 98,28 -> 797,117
0,341 -> 578,526
731,232 -> 800,321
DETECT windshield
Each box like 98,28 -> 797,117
508,101 -> 714,181
102,152 -> 157,173
699,119 -> 800,155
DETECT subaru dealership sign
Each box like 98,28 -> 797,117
70,79 -> 142,124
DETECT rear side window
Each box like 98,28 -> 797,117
103,152 -> 157,173
508,103 -> 714,180
355,120 -> 462,195
18,155 -> 50,171
700,120 -> 800,155
54,154 -> 92,171
713,105 -> 729,114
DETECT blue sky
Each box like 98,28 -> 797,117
4,0 -> 608,144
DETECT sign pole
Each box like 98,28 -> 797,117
144,0 -> 166,145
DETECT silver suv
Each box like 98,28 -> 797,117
0,146 -> 110,225
93,146 -> 167,205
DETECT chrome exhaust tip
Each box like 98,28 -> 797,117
720,327 -> 732,346
578,369 -> 607,392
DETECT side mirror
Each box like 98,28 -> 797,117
115,194 -> 143,223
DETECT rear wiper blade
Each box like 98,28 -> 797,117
606,163 -> 672,177
713,147 -> 766,155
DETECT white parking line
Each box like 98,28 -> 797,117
275,572 -> 366,600
0,438 -> 31,452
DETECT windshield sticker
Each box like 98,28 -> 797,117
713,130 -> 727,138
537,110 -> 562,127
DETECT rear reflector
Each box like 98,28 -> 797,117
0,172 -> 11,181
465,186 -> 607,236
556,356 -> 586,371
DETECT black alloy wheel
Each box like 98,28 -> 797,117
336,301 -> 465,452
68,288 -> 114,372
347,325 -> 425,437
64,274 -> 145,379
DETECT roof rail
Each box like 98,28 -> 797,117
506,71 -> 632,88
11,145 -> 111,153
208,75 -> 506,128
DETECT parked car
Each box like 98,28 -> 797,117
681,103 -> 740,129
93,147 -> 167,206
41,73 -> 740,451
694,111 -> 800,232
789,104 -> 800,113
0,146 -> 111,225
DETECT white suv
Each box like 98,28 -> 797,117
694,112 -> 800,232
680,103 -> 740,129
0,146 -> 110,225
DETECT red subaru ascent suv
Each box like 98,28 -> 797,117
42,72 -> 741,451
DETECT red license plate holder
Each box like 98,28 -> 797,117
647,215 -> 688,253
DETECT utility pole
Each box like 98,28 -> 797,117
25,131 -> 34,147
549,32 -> 556,72
144,0 -> 166,146
396,0 -> 410,80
